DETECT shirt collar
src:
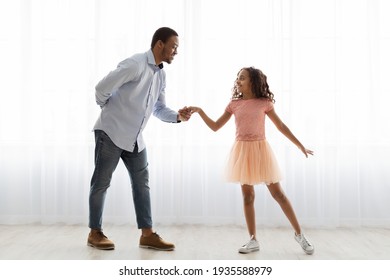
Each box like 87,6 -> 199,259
147,49 -> 164,70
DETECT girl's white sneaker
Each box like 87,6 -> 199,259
294,233 -> 314,255
238,235 -> 260,254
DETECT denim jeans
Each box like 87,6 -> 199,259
89,130 -> 152,229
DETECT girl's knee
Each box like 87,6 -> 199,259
272,191 -> 287,203
242,192 -> 255,205
241,185 -> 255,205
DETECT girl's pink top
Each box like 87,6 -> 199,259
225,98 -> 274,141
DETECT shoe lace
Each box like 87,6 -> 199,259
300,235 -> 312,248
96,231 -> 108,239
242,236 -> 256,247
153,232 -> 162,239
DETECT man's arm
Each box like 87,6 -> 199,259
95,59 -> 140,107
153,93 -> 181,123
152,71 -> 188,123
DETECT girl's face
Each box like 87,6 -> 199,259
236,69 -> 253,98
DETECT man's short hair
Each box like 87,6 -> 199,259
151,27 -> 178,48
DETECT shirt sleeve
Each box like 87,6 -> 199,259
152,71 -> 178,123
95,58 -> 140,107
225,100 -> 233,114
265,100 -> 274,112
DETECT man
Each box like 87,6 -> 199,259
88,27 -> 191,251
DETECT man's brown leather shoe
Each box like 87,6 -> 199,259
139,232 -> 175,251
87,229 -> 115,250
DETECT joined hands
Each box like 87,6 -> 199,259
177,106 -> 193,122
177,106 -> 203,121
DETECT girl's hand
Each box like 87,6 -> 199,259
188,106 -> 202,114
300,147 -> 314,158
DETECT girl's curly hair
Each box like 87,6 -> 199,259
231,67 -> 275,103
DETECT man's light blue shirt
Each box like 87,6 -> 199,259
93,49 -> 179,152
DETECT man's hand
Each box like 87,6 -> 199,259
178,106 -> 192,122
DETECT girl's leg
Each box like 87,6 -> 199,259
267,182 -> 301,235
267,182 -> 315,254
241,184 -> 256,238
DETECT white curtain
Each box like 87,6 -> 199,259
1,0 -> 390,228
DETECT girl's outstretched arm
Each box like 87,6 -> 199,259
267,108 -> 314,158
189,106 -> 232,132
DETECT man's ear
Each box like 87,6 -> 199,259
156,40 -> 164,49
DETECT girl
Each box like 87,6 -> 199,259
189,67 -> 314,254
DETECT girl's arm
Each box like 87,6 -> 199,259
189,106 -> 232,131
266,108 -> 314,157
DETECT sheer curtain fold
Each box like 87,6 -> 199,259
1,0 -> 389,227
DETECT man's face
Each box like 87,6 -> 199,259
161,36 -> 179,64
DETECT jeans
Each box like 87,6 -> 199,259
89,130 -> 152,230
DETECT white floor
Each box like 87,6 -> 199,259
0,224 -> 389,260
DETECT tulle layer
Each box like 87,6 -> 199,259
226,140 -> 282,185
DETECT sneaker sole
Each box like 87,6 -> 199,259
139,245 -> 175,251
238,247 -> 260,254
303,248 -> 314,255
87,242 -> 115,250
294,237 -> 314,255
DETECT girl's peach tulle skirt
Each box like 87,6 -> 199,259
226,140 -> 282,185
